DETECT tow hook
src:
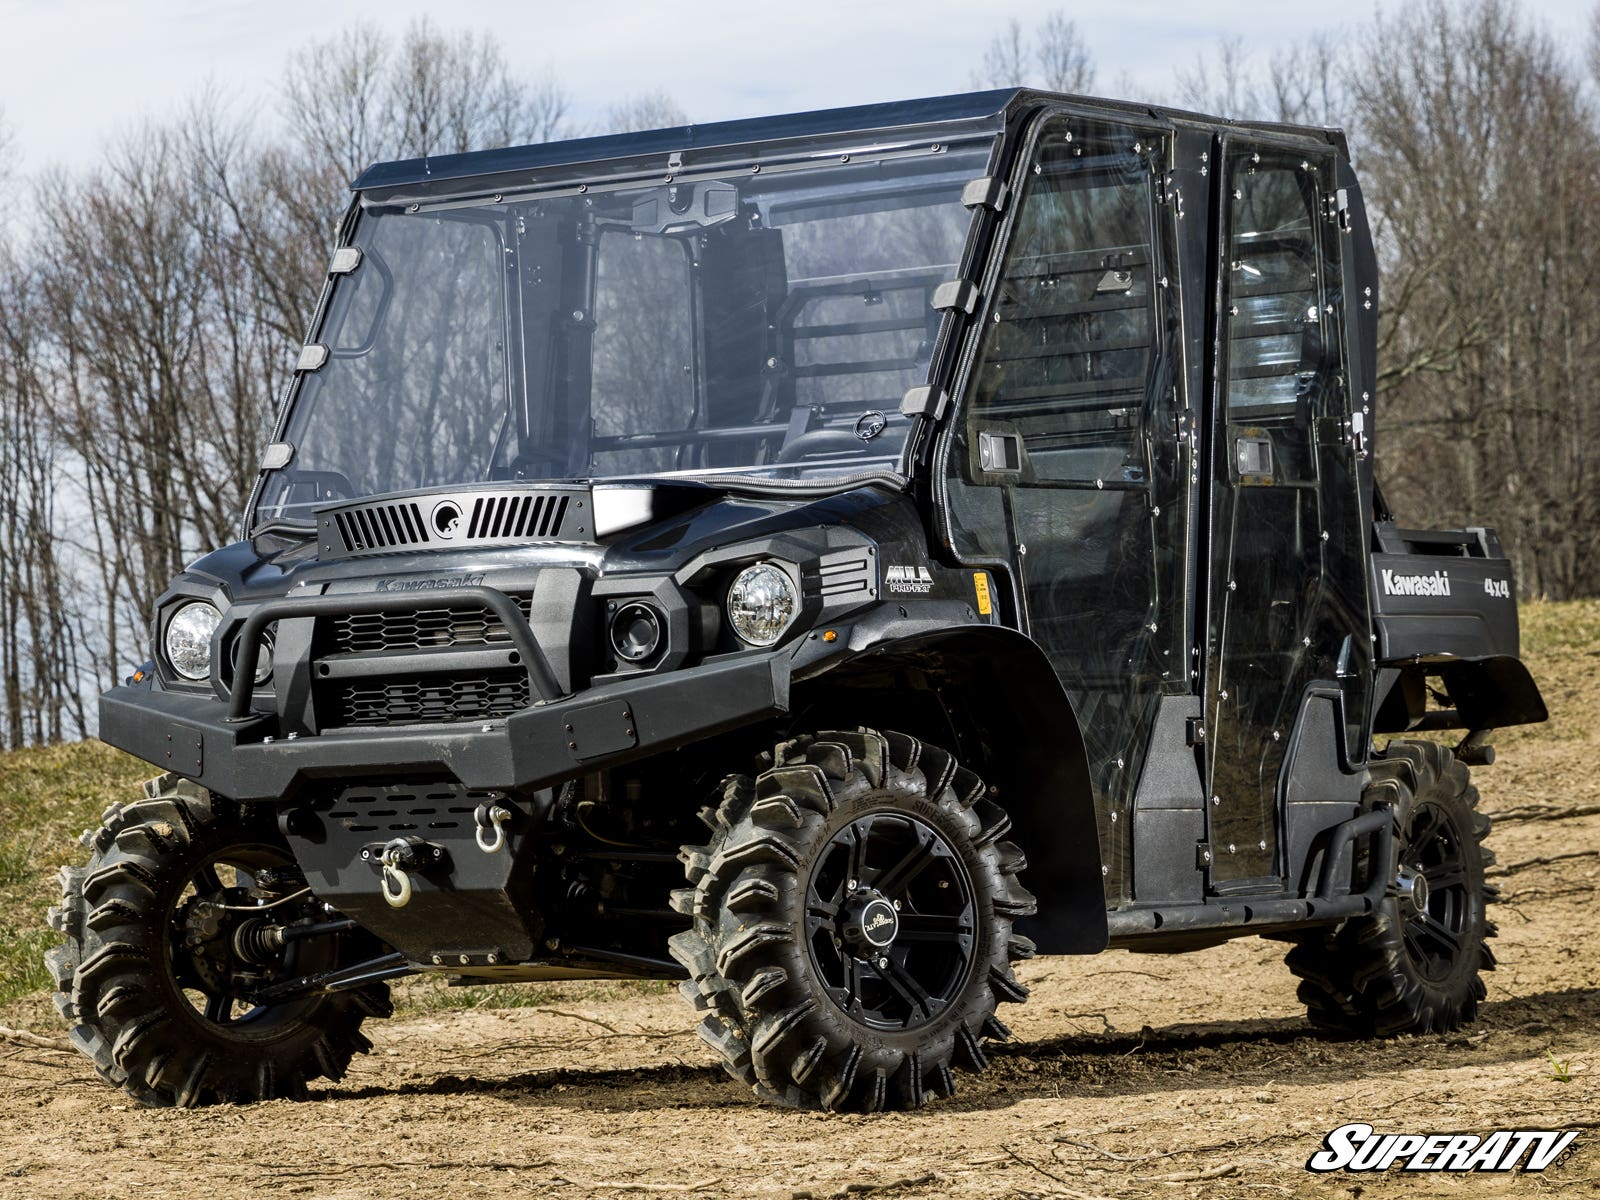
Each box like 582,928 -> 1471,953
475,804 -> 513,854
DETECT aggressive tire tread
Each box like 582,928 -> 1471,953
1285,739 -> 1495,1038
668,728 -> 1035,1112
48,772 -> 390,1107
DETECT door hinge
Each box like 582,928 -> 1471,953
1326,187 -> 1351,232
1159,175 -> 1184,219
932,279 -> 980,314
1196,842 -> 1214,868
961,176 -> 1010,213
900,386 -> 950,420
1185,716 -> 1206,746
1346,410 -> 1369,459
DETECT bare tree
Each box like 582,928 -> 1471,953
1265,33 -> 1348,126
972,12 -> 1096,92
1173,34 -> 1350,125
602,89 -> 689,135
1354,0 -> 1600,597
0,237 -> 93,745
1176,36 -> 1260,118
283,18 -> 575,183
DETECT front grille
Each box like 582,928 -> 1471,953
331,670 -> 531,726
329,595 -> 534,654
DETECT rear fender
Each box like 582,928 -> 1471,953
792,626 -> 1108,954
1375,654 -> 1548,732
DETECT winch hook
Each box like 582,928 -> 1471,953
380,840 -> 413,908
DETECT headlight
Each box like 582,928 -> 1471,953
164,601 -> 222,681
726,563 -> 798,647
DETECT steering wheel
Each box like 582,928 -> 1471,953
776,429 -> 866,464
509,448 -> 569,479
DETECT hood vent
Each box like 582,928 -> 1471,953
317,486 -> 592,559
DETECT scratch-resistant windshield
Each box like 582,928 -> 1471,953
254,139 -> 992,525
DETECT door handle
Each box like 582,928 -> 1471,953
977,431 -> 1023,472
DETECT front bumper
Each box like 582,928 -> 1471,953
100,652 -> 789,803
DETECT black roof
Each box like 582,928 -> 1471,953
351,90 -> 1020,192
350,88 -> 1348,194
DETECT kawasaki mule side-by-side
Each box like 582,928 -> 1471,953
47,89 -> 1547,1111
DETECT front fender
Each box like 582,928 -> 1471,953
793,625 -> 1108,954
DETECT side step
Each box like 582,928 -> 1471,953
1107,806 -> 1397,946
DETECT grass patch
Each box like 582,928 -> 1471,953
1518,598 -> 1600,661
0,599 -> 1590,1022
0,741 -> 149,1013
0,837 -> 37,887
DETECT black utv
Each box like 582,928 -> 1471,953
48,89 -> 1548,1112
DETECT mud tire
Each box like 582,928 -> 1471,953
46,773 -> 391,1106
1285,739 -> 1496,1037
668,729 -> 1036,1111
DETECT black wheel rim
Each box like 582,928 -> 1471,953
1398,800 -> 1472,983
165,844 -> 319,1032
804,812 -> 977,1031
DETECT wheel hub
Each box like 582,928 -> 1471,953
841,890 -> 900,952
1395,864 -> 1430,917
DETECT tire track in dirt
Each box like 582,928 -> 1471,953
3,716 -> 1597,1198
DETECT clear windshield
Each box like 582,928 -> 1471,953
254,139 -> 991,525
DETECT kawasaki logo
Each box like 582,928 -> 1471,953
375,573 -> 487,593
1381,568 -> 1451,598
885,565 -> 934,595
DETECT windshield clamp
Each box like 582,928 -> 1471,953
900,386 -> 950,421
295,344 -> 329,372
960,176 -> 1010,213
328,247 -> 362,275
932,280 -> 979,315
260,442 -> 294,471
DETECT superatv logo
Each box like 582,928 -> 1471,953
885,565 -> 934,595
375,573 -> 486,593
1381,568 -> 1451,598
1307,1124 -> 1578,1173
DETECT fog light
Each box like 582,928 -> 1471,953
230,627 -> 274,685
610,601 -> 663,663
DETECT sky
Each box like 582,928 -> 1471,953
0,0 -> 1594,177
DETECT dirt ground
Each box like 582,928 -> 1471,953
3,619 -> 1598,1199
